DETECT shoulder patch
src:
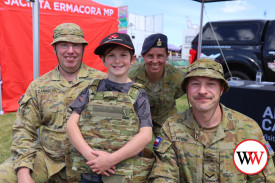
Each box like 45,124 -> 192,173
131,82 -> 144,89
154,137 -> 162,148
265,142 -> 274,155
128,83 -> 144,102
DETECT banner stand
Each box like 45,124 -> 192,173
0,67 -> 3,115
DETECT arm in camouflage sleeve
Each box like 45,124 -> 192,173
260,156 -> 275,182
148,119 -> 179,183
235,117 -> 275,182
246,126 -> 275,182
11,84 -> 42,172
246,150 -> 275,182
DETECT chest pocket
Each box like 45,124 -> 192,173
91,91 -> 130,120
219,149 -> 247,182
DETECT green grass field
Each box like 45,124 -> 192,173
0,112 -> 16,164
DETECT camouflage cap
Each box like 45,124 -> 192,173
51,23 -> 88,45
181,58 -> 229,92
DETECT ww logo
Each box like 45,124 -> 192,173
233,139 -> 268,175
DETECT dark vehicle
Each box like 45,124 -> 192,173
190,19 -> 275,81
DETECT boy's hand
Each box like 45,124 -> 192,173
86,150 -> 116,176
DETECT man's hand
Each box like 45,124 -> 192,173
17,167 -> 35,183
86,150 -> 116,176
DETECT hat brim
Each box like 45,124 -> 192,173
181,69 -> 229,93
94,42 -> 134,55
51,36 -> 88,45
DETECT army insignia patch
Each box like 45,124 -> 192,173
157,38 -> 162,46
265,142 -> 274,154
154,137 -> 162,148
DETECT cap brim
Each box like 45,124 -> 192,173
51,36 -> 88,45
181,69 -> 229,92
94,42 -> 134,55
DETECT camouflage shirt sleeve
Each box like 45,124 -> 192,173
225,105 -> 275,182
11,83 -> 42,172
148,118 -> 179,183
244,121 -> 275,182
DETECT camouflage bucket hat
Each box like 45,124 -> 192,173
181,58 -> 229,92
51,23 -> 88,45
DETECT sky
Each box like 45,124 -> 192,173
93,0 -> 275,46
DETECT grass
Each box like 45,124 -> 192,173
0,112 -> 16,164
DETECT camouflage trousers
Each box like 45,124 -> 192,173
0,150 -> 81,183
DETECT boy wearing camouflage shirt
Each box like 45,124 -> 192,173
66,33 -> 154,183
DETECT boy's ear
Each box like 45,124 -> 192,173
100,56 -> 106,65
130,55 -> 136,65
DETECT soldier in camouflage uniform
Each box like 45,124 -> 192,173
0,23 -> 106,182
149,58 -> 275,182
66,33 -> 154,183
128,33 -> 185,137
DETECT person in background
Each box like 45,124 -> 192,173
149,58 -> 275,182
128,33 -> 185,136
0,23 -> 106,183
66,32 -> 154,183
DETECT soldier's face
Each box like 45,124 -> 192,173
143,47 -> 168,76
54,42 -> 84,72
187,76 -> 223,113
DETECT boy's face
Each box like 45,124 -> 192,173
102,46 -> 135,82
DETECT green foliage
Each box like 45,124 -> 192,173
176,94 -> 189,113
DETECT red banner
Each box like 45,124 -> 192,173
0,0 -> 118,113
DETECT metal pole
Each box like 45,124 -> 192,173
197,0 -> 204,59
0,66 -> 3,115
33,0 -> 40,79
31,0 -> 40,141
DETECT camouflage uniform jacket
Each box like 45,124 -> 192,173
11,63 -> 106,178
149,104 -> 275,183
128,63 -> 184,135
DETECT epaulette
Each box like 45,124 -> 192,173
128,83 -> 144,103
89,79 -> 101,95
